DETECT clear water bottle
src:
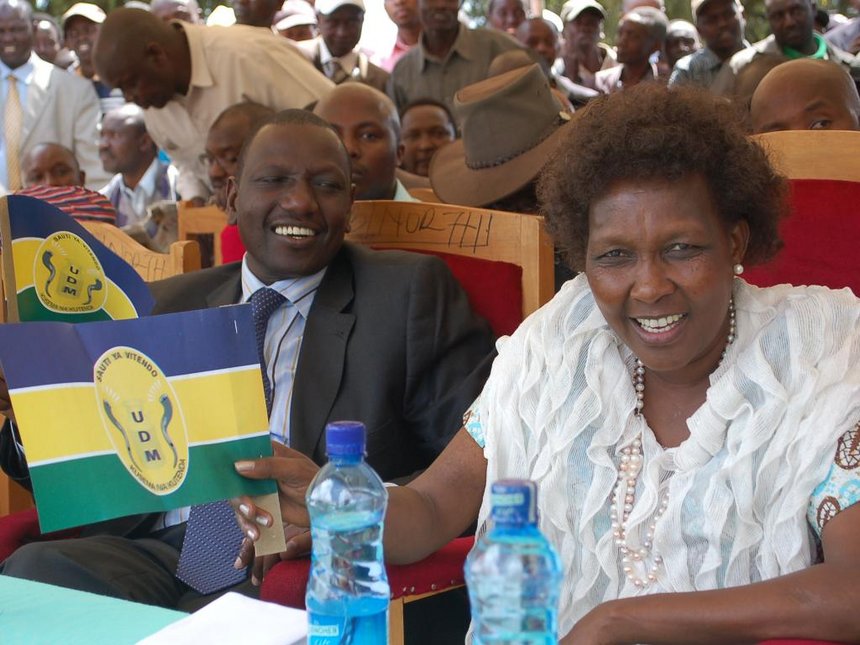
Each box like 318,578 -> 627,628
306,420 -> 390,644
465,479 -> 562,644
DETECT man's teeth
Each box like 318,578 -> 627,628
274,225 -> 315,237
636,314 -> 684,331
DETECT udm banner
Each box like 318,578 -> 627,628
0,305 -> 275,532
0,194 -> 154,322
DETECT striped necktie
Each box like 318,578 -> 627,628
175,288 -> 286,594
5,75 -> 22,191
324,59 -> 349,84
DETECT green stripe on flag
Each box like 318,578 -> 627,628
30,435 -> 276,532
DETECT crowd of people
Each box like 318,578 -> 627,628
0,0 -> 859,641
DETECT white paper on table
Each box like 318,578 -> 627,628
137,592 -> 306,645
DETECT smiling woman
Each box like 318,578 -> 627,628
234,84 -> 860,644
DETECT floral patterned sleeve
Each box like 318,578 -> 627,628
808,421 -> 860,537
463,396 -> 485,449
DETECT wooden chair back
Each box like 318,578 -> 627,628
408,188 -> 440,202
346,200 -> 554,330
752,130 -> 860,181
80,221 -> 201,281
177,201 -> 228,268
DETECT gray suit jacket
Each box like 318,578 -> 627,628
9,53 -> 109,191
151,242 -> 493,480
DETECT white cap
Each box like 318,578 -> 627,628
275,0 -> 317,30
62,2 -> 106,29
314,0 -> 365,17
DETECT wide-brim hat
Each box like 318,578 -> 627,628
429,64 -> 571,208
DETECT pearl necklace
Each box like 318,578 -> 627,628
614,299 -> 736,588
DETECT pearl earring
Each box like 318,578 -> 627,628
733,264 -> 744,276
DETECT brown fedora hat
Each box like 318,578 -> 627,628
429,64 -> 571,208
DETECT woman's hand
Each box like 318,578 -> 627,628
232,518 -> 313,586
560,602 -> 620,645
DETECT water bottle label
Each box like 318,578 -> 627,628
308,614 -> 346,644
308,609 -> 389,644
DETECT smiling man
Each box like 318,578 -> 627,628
0,109 -> 494,609
0,0 -> 105,193
92,7 -> 332,205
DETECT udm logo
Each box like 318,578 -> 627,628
94,346 -> 189,495
33,231 -> 107,314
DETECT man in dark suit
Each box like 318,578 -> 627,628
296,0 -> 390,92
0,109 -> 493,609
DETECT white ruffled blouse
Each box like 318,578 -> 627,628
467,275 -> 860,634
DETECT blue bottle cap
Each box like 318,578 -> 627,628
325,420 -> 366,456
490,479 -> 538,526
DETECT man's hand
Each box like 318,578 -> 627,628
232,442 -> 321,582
0,369 -> 16,424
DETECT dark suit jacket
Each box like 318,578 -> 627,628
297,37 -> 390,93
0,243 -> 494,515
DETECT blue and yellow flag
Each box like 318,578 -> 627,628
0,194 -> 153,322
0,305 -> 275,532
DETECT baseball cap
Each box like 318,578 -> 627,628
560,0 -> 606,23
275,0 -> 317,30
314,0 -> 365,16
61,2 -> 106,28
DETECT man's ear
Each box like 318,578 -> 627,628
79,169 -> 87,186
396,141 -> 404,166
225,176 -> 240,221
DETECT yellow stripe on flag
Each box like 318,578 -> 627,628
12,366 -> 268,463
11,238 -> 41,290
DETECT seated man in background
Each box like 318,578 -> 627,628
298,0 -> 389,91
99,104 -> 178,241
750,58 -> 860,132
315,83 -> 417,200
399,98 -> 456,177
0,109 -> 494,610
204,101 -> 277,263
21,143 -> 86,188
595,7 -> 668,93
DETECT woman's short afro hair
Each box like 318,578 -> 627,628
537,83 -> 787,271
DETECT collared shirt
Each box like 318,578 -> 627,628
158,257 -> 327,528
594,62 -> 659,95
239,256 -> 326,447
319,38 -> 359,80
380,32 -> 414,73
669,46 -> 726,89
0,57 -> 34,189
387,24 -> 522,112
393,178 -> 419,202
142,22 -> 332,202
100,158 -> 178,230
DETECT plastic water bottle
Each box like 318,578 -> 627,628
306,420 -> 390,644
465,479 -> 562,644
